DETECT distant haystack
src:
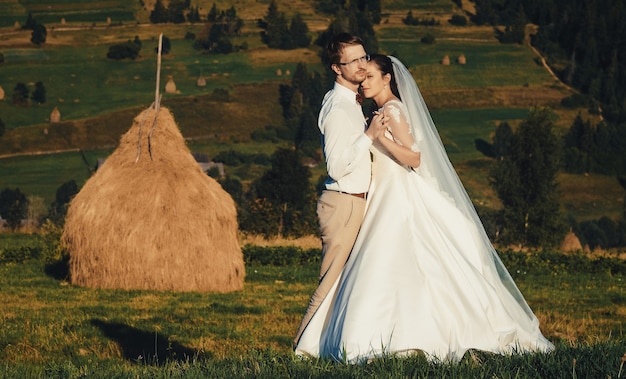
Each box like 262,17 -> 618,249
276,68 -> 282,76
50,107 -> 61,123
457,54 -> 466,64
165,76 -> 177,93
560,231 -> 583,253
0,85 -> 4,100
196,75 -> 206,87
62,106 -> 245,292
61,18 -> 66,25
441,55 -> 450,65
14,21 -> 20,30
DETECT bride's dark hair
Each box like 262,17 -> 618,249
369,54 -> 401,102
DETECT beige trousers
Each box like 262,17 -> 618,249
293,190 -> 366,347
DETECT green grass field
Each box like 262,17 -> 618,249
0,0 -> 137,27
0,235 -> 625,377
0,38 -> 304,130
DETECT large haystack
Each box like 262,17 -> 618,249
560,230 -> 583,253
62,106 -> 245,292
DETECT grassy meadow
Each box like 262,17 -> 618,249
1,233 -> 625,378
1,15 -> 619,217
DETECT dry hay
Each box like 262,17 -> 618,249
50,107 -> 61,123
560,231 -> 583,253
62,106 -> 245,292
441,55 -> 450,65
165,76 -> 177,93
196,76 -> 206,87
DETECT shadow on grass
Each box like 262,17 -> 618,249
44,257 -> 69,281
90,319 -> 210,365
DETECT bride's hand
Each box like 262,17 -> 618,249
366,112 -> 387,141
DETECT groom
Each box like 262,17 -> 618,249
293,33 -> 386,348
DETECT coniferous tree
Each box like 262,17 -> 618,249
492,121 -> 514,159
150,0 -> 168,23
243,148 -> 316,237
278,62 -> 324,156
31,81 -> 46,104
316,10 -> 378,81
187,6 -> 201,23
357,0 -> 382,24
31,23 -> 47,46
22,13 -> 36,30
490,107 -> 565,247
167,0 -> 186,23
154,35 -> 171,54
48,180 -> 78,225
499,5 -> 526,44
290,13 -> 311,48
562,114 -> 594,174
316,0 -> 345,14
207,3 -> 218,22
0,188 -> 29,231
260,1 -> 290,49
12,82 -> 29,106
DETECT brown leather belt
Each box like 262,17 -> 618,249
339,191 -> 367,199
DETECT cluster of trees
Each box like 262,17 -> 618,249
22,13 -> 47,46
106,36 -> 142,60
0,180 -> 78,231
150,0 -> 191,24
486,108 -> 564,247
147,1 -> 247,54
402,11 -> 440,26
562,114 -> 626,175
316,0 -> 382,25
11,81 -> 46,106
476,107 -> 626,249
473,0 -> 626,124
470,0 -> 626,247
193,4 -> 244,54
210,1 -> 384,238
257,1 -> 310,50
212,64 -> 326,237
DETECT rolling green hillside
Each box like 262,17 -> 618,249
0,0 -> 622,224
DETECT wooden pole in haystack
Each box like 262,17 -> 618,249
155,33 -> 162,111
62,33 -> 245,292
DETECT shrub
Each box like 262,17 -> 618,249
561,93 -> 589,108
421,34 -> 435,44
242,244 -> 320,265
449,15 -> 467,26
106,42 -> 140,60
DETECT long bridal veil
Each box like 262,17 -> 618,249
389,56 -> 539,322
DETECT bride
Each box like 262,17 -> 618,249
294,54 -> 554,363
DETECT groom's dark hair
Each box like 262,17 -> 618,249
326,33 -> 365,66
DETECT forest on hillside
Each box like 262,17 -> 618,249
472,0 -> 626,175
2,0 -> 626,250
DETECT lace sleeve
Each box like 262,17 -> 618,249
384,102 -> 419,152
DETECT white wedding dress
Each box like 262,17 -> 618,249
295,97 -> 554,363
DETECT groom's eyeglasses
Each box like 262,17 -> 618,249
338,54 -> 371,66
